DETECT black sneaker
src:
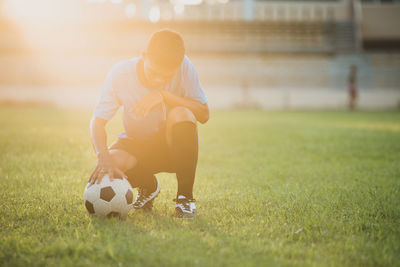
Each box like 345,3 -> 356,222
133,178 -> 160,210
174,195 -> 196,218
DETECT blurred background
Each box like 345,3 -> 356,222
0,0 -> 399,109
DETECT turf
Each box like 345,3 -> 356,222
0,105 -> 399,266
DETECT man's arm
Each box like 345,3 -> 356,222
159,90 -> 209,124
90,116 -> 109,156
88,116 -> 126,184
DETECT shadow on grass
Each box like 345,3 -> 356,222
86,208 -> 278,266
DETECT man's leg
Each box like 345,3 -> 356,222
166,106 -> 198,200
109,149 -> 137,175
125,169 -> 157,190
109,147 -> 154,187
128,168 -> 160,210
108,138 -> 161,211
109,139 -> 156,189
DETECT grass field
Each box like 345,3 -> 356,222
0,105 -> 399,266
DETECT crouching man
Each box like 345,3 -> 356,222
88,29 -> 209,218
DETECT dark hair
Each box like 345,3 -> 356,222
146,29 -> 185,69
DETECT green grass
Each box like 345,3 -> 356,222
0,105 -> 399,266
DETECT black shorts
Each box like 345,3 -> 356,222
109,130 -> 175,175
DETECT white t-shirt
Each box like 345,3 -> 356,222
93,55 -> 208,140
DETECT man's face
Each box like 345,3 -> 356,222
142,53 -> 179,88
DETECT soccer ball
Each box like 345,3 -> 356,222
84,174 -> 134,219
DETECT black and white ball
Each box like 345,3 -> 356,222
84,175 -> 134,219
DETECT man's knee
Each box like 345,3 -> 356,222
109,149 -> 137,172
166,107 -> 197,146
167,107 -> 196,126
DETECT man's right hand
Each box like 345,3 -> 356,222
88,151 -> 127,184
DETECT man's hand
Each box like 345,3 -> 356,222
129,90 -> 163,119
88,151 -> 127,184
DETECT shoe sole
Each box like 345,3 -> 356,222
175,207 -> 196,219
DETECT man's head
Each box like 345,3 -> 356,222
142,29 -> 185,88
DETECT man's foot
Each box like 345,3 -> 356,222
174,195 -> 196,219
133,178 -> 160,210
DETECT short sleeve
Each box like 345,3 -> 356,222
182,57 -> 208,104
93,67 -> 121,121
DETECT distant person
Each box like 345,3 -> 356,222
348,65 -> 358,110
88,29 -> 209,218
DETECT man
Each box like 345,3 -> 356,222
88,29 -> 209,218
348,65 -> 358,110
